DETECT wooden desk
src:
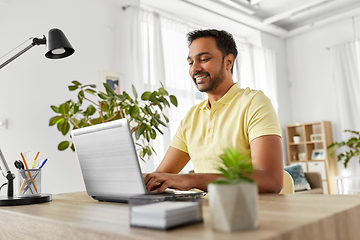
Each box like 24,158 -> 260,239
0,192 -> 360,240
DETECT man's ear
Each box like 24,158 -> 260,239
225,54 -> 235,71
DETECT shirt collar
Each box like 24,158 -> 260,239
198,83 -> 240,110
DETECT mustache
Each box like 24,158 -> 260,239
192,71 -> 210,79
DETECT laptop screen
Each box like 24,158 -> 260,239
71,118 -> 146,202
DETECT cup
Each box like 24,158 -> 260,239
17,169 -> 41,197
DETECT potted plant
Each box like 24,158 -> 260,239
328,130 -> 360,168
49,81 -> 177,161
293,133 -> 300,144
207,148 -> 258,232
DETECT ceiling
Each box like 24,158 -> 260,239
222,0 -> 360,31
141,0 -> 360,38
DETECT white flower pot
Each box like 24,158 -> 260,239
208,182 -> 258,232
293,136 -> 300,144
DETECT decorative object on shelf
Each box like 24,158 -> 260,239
298,152 -> 306,161
291,150 -> 298,161
311,149 -> 325,160
293,133 -> 301,144
328,130 -> 360,168
49,81 -> 178,161
310,134 -> 322,142
208,148 -> 258,232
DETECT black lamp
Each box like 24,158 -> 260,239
0,28 -> 74,69
0,28 -> 74,205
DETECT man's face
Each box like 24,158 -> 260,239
187,37 -> 226,93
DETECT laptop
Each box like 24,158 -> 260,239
71,118 -> 204,203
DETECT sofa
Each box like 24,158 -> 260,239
295,172 -> 323,194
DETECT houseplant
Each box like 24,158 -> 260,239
207,148 -> 258,232
49,81 -> 177,161
293,133 -> 300,144
328,130 -> 360,168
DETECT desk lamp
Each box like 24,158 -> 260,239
0,28 -> 74,69
0,28 -> 74,205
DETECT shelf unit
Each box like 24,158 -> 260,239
285,121 -> 337,194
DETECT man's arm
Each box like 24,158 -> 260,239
144,146 -> 222,192
249,135 -> 283,193
145,135 -> 283,193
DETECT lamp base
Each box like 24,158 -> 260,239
0,193 -> 52,206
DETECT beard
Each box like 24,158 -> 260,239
193,61 -> 226,93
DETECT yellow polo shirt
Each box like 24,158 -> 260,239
170,83 -> 281,173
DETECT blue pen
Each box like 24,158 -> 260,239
38,158 -> 48,169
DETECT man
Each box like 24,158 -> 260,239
144,29 -> 283,193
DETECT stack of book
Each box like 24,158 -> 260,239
130,201 -> 203,230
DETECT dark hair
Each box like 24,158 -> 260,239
187,29 -> 238,61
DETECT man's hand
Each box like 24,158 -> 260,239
144,172 -> 222,192
144,173 -> 195,192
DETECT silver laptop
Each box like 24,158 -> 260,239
71,118 -> 204,203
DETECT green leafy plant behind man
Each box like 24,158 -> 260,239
49,81 -> 178,161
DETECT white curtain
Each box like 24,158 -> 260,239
234,43 -> 278,113
330,39 -> 360,178
131,8 -> 196,172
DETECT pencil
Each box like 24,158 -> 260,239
20,152 -> 38,193
32,152 -> 40,168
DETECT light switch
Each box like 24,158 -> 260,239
0,119 -> 7,129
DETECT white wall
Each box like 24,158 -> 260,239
285,15 -> 360,170
0,0 -> 139,194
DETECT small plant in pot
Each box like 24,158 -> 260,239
328,130 -> 360,168
207,148 -> 258,232
293,133 -> 300,144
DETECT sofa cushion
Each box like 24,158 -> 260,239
284,164 -> 311,191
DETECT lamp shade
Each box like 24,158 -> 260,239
45,28 -> 75,59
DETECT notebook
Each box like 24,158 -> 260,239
71,118 -> 204,203
130,201 -> 203,230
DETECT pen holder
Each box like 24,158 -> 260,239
17,169 -> 41,197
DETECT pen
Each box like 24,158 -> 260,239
38,158 -> 48,169
31,152 -> 40,168
20,152 -> 38,193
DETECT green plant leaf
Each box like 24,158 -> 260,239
98,92 -> 108,100
170,95 -> 178,107
61,121 -> 70,136
86,105 -> 97,116
58,141 -> 69,150
83,84 -> 97,88
72,80 -> 81,86
90,118 -> 103,125
68,85 -> 78,91
51,105 -> 60,113
85,89 -> 97,95
141,91 -> 152,100
135,123 -> 147,140
70,143 -> 75,152
132,85 -> 138,99
49,116 -> 63,126
115,94 -> 126,102
59,102 -> 70,115
150,128 -> 156,139
103,83 -> 116,96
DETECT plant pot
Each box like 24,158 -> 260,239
293,136 -> 300,144
208,182 -> 258,232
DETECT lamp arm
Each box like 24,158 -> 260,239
0,36 -> 46,70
